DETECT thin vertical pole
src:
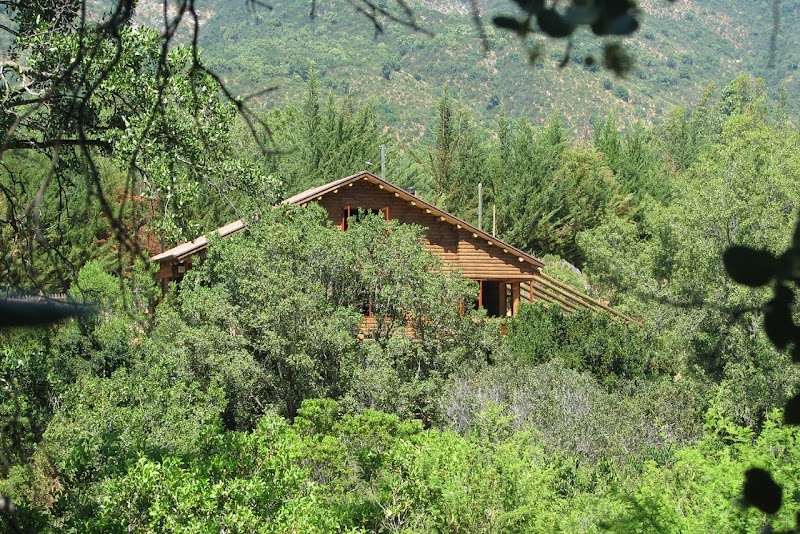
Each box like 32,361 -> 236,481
478,182 -> 483,230
380,144 -> 386,180
492,204 -> 496,237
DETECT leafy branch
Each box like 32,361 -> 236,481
724,213 -> 800,529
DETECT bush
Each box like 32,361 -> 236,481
507,302 -> 669,387
151,209 -> 482,424
614,86 -> 630,102
442,360 -> 677,467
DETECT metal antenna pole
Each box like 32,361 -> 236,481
380,144 -> 386,180
478,182 -> 483,231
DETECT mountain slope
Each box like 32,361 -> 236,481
136,0 -> 799,136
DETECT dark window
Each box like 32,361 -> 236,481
478,281 -> 511,318
356,287 -> 372,316
481,280 -> 500,317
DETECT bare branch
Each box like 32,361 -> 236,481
345,0 -> 432,36
6,138 -> 111,150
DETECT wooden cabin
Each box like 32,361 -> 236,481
151,171 -> 635,323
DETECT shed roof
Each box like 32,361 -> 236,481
150,219 -> 246,263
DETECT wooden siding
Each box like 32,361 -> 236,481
316,179 -> 539,281
150,172 -> 637,324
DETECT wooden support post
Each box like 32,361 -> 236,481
529,279 -> 534,302
512,282 -> 520,316
478,280 -> 483,310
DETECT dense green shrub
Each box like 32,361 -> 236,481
149,207 -> 483,424
507,302 -> 669,387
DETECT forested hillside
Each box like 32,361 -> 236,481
1,1 -> 800,532
135,0 -> 800,135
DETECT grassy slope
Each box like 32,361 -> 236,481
135,0 -> 799,138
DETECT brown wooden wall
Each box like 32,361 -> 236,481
315,179 -> 539,281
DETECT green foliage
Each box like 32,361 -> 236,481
607,408 -> 800,532
0,328 -> 54,470
415,87 -> 489,221
507,302 -> 670,387
593,113 -> 671,205
67,398 -> 565,532
23,26 -> 241,242
187,0 -> 800,138
716,94 -> 800,529
9,390 -> 799,532
0,153 -> 121,291
0,386 -> 574,528
43,368 -> 224,488
655,87 -> 720,173
0,13 -> 274,289
0,261 -> 155,475
443,358 -> 709,478
489,115 -> 631,263
342,213 -> 477,344
148,207 -> 481,424
5,4 -> 800,526
151,206 -> 360,424
81,416 -> 332,533
490,114 -> 565,249
260,73 -> 391,196
579,81 -> 800,425
57,261 -> 151,378
540,254 -> 590,292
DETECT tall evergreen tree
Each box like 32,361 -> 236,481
275,73 -> 390,195
593,113 -> 670,206
422,87 -> 488,221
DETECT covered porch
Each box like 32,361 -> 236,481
476,279 -> 529,318
476,273 -> 639,323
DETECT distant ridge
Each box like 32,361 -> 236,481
136,0 -> 798,135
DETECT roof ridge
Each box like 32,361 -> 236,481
151,170 -> 544,269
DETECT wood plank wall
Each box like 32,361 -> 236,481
317,179 -> 540,281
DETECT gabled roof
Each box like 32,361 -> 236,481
282,174 -> 360,206
152,171 -> 544,268
282,171 -> 545,268
149,171 -> 638,324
